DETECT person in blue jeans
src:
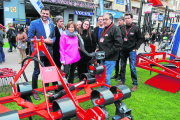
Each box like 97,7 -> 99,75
0,26 -> 5,63
95,13 -> 123,88
118,13 -> 143,91
7,23 -> 17,52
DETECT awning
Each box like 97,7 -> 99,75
148,0 -> 163,7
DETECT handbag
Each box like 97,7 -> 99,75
17,34 -> 27,49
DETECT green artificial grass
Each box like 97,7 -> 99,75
1,65 -> 180,120
3,42 -> 10,48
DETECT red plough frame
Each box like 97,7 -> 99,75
136,44 -> 180,93
0,36 -> 132,120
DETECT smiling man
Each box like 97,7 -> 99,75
96,13 -> 123,88
28,6 -> 56,100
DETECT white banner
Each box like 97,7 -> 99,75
144,3 -> 153,13
169,12 -> 176,18
29,0 -> 44,14
152,13 -> 159,21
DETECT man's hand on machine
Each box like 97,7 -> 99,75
95,48 -> 99,52
44,38 -> 53,44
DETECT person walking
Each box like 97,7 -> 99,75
7,23 -> 17,52
16,26 -> 27,64
53,15 -> 64,69
0,25 -> 5,63
118,13 -> 143,92
60,21 -> 80,83
78,19 -> 96,79
28,6 -> 56,100
95,13 -> 123,87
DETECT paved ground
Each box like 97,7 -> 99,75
0,38 -> 166,83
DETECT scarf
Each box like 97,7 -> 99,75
65,30 -> 77,38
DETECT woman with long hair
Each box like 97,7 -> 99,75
78,19 -> 96,79
16,26 -> 27,64
60,21 -> 80,83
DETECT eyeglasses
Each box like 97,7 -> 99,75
103,19 -> 109,21
84,23 -> 89,26
98,19 -> 103,21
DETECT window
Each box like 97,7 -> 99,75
125,5 -> 139,14
97,1 -> 112,9
69,14 -> 74,21
104,1 -> 112,9
132,7 -> 139,15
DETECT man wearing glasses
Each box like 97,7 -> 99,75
95,13 -> 123,88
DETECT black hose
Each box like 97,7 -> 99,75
21,56 -> 45,82
21,56 -> 45,94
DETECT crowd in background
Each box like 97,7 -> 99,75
0,6 -> 176,100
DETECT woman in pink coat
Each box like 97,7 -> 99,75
60,21 -> 80,83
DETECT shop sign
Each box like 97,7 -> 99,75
41,0 -> 95,9
158,15 -> 164,21
96,8 -> 123,19
11,7 -> 16,12
144,3 -> 153,13
115,0 -> 124,11
13,18 -> 28,22
75,11 -> 93,16
133,15 -> 138,20
169,12 -> 176,18
152,13 -> 159,21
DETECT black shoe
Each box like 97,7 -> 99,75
115,75 -> 121,81
32,93 -> 41,100
111,74 -> 118,79
8,50 -> 12,52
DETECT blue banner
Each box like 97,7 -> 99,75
158,15 -> 164,21
99,0 -> 104,15
116,0 -> 124,5
75,11 -> 93,16
96,8 -> 123,18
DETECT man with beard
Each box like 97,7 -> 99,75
118,13 -> 143,92
28,7 -> 56,100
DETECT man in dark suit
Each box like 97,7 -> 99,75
53,15 -> 64,69
28,7 -> 56,100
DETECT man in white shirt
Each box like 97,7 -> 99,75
28,7 -> 56,100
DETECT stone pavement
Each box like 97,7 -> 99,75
0,38 -> 36,82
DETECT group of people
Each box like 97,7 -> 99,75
1,6 -> 143,100
144,30 -> 174,45
0,23 -> 31,64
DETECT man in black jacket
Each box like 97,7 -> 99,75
111,16 -> 124,81
53,15 -> 64,69
96,13 -> 123,87
118,13 -> 143,92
